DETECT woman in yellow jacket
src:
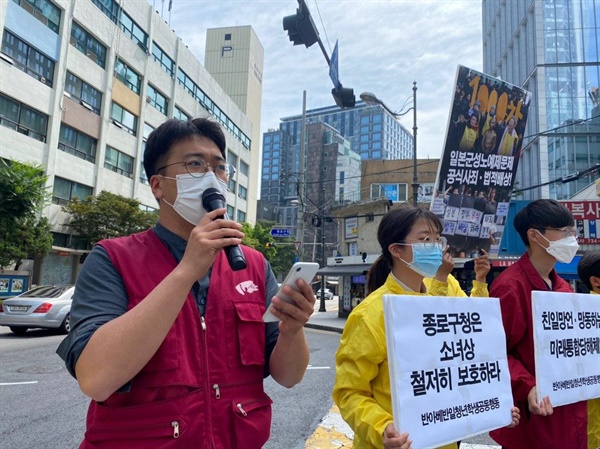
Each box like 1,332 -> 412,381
333,207 -> 518,449
577,250 -> 600,449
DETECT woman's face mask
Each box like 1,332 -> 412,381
395,238 -> 446,278
161,172 -> 229,225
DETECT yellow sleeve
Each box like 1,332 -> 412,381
469,280 -> 489,297
425,278 -> 449,297
333,311 -> 392,446
446,274 -> 467,297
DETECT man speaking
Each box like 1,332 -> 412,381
58,118 -> 315,448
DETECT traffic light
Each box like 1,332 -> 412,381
283,0 -> 319,48
331,85 -> 355,109
265,242 -> 276,248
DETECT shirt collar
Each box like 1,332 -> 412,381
153,221 -> 187,261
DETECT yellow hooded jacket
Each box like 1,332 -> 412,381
333,275 -> 457,449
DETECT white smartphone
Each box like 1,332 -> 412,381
263,262 -> 320,322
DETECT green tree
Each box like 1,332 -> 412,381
0,160 -> 52,269
241,220 -> 296,278
63,191 -> 158,246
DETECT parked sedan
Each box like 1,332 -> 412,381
316,288 -> 334,300
0,285 -> 74,335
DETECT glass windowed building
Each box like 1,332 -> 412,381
482,0 -> 600,199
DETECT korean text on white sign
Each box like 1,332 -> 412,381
532,291 -> 600,406
383,295 -> 513,449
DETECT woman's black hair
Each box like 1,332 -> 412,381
143,118 -> 226,180
366,207 -> 443,295
513,199 -> 574,247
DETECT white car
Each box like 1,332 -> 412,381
316,288 -> 333,300
0,285 -> 74,335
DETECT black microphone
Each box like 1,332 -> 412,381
201,188 -> 247,271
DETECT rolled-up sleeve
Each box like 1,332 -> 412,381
56,246 -> 129,378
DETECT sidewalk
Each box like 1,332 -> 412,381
303,298 -> 500,449
305,297 -> 346,334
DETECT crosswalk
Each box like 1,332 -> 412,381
304,404 -> 501,449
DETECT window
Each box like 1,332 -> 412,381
105,145 -> 134,178
52,177 -> 92,205
70,22 -> 106,68
227,151 -> 238,168
91,0 -> 119,24
227,205 -> 235,217
176,67 -> 251,150
339,171 -> 345,184
224,33 -> 231,40
110,102 -> 138,136
119,10 -> 148,52
13,0 -> 61,33
228,178 -> 236,193
139,204 -> 157,213
58,124 -> 96,162
64,72 -> 102,114
239,161 -> 249,176
151,42 -> 174,77
238,185 -> 247,200
237,210 -> 246,223
1,31 -> 54,86
0,93 -> 48,142
140,122 -> 153,184
146,84 -> 168,114
173,105 -> 190,121
114,58 -> 141,94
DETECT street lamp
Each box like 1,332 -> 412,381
360,81 -> 418,205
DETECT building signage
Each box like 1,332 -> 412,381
560,201 -> 600,244
270,227 -> 292,238
345,216 -> 358,239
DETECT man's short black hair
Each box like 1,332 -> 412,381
143,118 -> 226,180
577,250 -> 600,291
513,199 -> 574,247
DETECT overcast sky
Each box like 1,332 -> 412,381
164,0 -> 483,159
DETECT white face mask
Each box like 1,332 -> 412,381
161,172 -> 229,225
536,231 -> 579,264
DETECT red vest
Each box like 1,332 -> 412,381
80,230 -> 272,449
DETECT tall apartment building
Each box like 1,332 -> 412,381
260,122 -> 360,263
0,0 -> 258,284
482,0 -> 600,200
205,26 -> 263,223
259,101 -> 412,235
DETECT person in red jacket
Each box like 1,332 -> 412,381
489,199 -> 587,449
58,118 -> 315,448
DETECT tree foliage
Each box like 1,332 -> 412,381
63,191 -> 158,246
241,220 -> 296,278
0,160 -> 52,269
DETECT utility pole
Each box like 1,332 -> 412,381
296,91 -> 307,261
412,81 -> 419,205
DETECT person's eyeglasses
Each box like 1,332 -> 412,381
538,227 -> 580,239
395,236 -> 447,252
156,156 -> 235,180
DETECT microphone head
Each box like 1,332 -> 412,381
202,188 -> 226,212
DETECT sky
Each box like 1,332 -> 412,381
163,0 -> 484,159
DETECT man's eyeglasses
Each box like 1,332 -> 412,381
156,156 -> 235,181
395,236 -> 448,252
537,227 -> 580,239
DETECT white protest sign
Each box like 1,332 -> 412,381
383,295 -> 513,449
532,291 -> 600,406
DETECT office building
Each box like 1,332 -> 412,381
0,0 -> 257,284
482,0 -> 600,199
205,26 -> 263,223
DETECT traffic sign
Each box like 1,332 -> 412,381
270,228 -> 292,238
329,40 -> 341,90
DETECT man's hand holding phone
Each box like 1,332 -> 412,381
263,263 -> 318,330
